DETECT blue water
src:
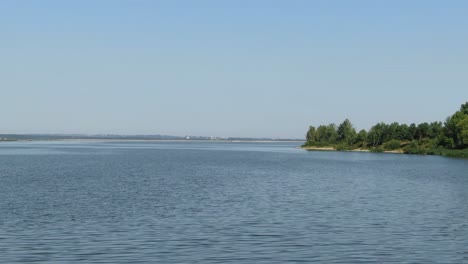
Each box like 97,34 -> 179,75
1,141 -> 467,263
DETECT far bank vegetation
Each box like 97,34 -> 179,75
303,102 -> 468,158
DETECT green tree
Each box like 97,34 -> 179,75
314,124 -> 338,145
337,119 -> 356,145
387,122 -> 400,141
416,122 -> 430,141
428,121 -> 443,139
325,124 -> 338,144
306,126 -> 316,145
460,102 -> 468,114
397,124 -> 410,141
444,102 -> 468,148
315,125 -> 328,144
457,115 -> 468,146
408,123 -> 417,141
368,123 -> 386,147
354,129 -> 368,148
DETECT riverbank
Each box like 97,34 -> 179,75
300,146 -> 404,154
300,146 -> 468,158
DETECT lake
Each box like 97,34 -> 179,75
0,141 -> 467,263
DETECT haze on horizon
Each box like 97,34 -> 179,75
1,1 -> 467,139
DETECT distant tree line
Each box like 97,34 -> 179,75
304,102 -> 468,157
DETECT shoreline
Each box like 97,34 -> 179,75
300,146 -> 404,154
1,139 -> 304,143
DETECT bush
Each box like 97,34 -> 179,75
436,148 -> 468,158
370,146 -> 384,152
335,143 -> 353,151
383,139 -> 401,150
403,141 -> 422,154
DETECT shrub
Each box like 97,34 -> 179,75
403,141 -> 421,154
336,143 -> 353,151
383,139 -> 401,150
370,146 -> 384,152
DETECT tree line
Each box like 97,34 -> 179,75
304,102 -> 468,157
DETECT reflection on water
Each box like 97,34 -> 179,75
1,141 -> 467,263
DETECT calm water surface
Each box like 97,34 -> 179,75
1,141 -> 467,263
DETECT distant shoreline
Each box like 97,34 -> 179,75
57,139 -> 305,143
1,138 -> 304,143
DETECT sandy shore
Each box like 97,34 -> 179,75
300,146 -> 336,151
300,146 -> 404,154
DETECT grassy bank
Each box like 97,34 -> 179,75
0,139 -> 17,142
301,144 -> 468,158
301,146 -> 403,154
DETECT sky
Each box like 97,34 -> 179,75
1,1 -> 467,138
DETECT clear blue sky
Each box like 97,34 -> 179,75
1,1 -> 467,138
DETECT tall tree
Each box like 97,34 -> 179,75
408,123 -> 417,141
416,122 -> 430,141
397,124 -> 410,141
337,119 -> 356,145
368,123 -> 386,147
315,124 -> 338,145
444,103 -> 468,148
354,129 -> 368,148
428,121 -> 443,139
387,122 -> 400,141
306,126 -> 316,145
457,115 -> 468,147
325,124 -> 339,144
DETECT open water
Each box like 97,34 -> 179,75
0,141 -> 467,263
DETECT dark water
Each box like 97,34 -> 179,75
1,141 -> 467,263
